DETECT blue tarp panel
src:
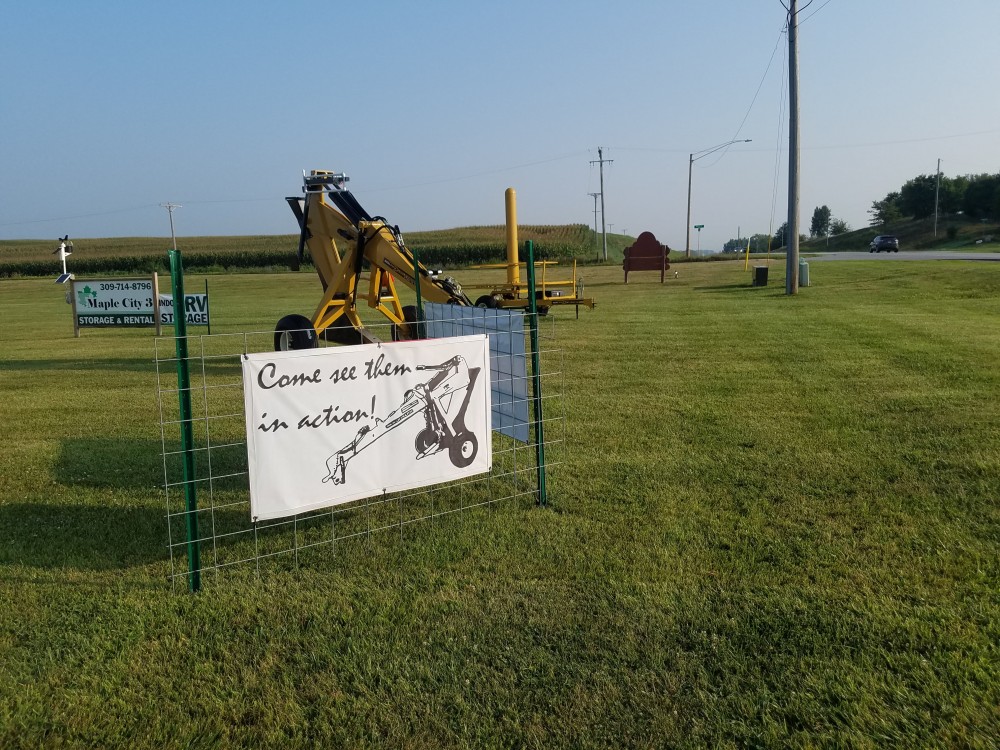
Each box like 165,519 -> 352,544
424,303 -> 530,443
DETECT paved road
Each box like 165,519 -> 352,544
805,251 -> 1000,262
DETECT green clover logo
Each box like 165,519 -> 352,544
77,285 -> 97,305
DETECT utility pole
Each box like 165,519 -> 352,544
161,202 -> 182,251
784,0 -> 801,295
590,147 -> 613,261
588,192 -> 600,260
934,158 -> 942,237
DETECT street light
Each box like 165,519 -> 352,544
685,139 -> 751,259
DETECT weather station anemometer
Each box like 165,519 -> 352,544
54,235 -> 74,284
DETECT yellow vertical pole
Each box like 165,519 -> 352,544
505,188 -> 519,287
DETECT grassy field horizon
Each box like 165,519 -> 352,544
0,224 -> 638,269
1,258 -> 997,747
4,213 -> 997,271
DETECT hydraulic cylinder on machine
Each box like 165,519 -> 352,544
273,170 -> 473,351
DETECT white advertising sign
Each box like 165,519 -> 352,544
158,293 -> 210,326
242,335 -> 492,521
73,278 -> 155,327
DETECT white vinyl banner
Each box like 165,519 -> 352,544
242,335 -> 492,521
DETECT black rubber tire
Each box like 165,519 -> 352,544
393,305 -> 422,341
448,431 -> 478,468
321,315 -> 363,346
274,314 -> 317,351
475,295 -> 498,308
415,427 -> 438,453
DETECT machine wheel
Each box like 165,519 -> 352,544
392,305 -> 422,341
475,295 -> 498,308
322,315 -> 363,345
448,431 -> 478,468
415,427 -> 438,454
274,314 -> 317,351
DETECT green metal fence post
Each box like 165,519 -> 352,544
169,250 -> 201,592
412,246 -> 424,339
205,278 -> 211,336
524,241 -> 548,507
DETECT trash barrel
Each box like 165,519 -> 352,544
753,265 -> 768,287
799,260 -> 810,287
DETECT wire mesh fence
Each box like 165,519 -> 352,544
154,311 -> 563,591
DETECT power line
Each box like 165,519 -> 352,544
769,28 -> 789,246
611,127 -> 1000,154
0,203 -> 162,228
366,150 -> 591,193
692,28 -> 785,171
729,27 -> 787,143
799,0 -> 834,24
5,115 -> 996,232
800,129 -> 1000,150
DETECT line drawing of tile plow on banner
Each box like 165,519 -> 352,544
323,354 -> 482,486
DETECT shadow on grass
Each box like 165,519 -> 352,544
0,502 -> 167,569
55,439 -> 249,491
0,501 -> 254,571
55,438 -> 168,489
694,283 -> 772,293
0,356 -> 157,373
580,279 -> 678,289
0,356 -> 242,376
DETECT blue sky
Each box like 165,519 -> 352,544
2,0 -> 998,252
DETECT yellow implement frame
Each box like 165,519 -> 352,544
464,188 -> 595,313
280,172 -> 594,348
287,171 -> 471,343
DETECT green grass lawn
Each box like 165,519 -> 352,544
1,258 -> 998,748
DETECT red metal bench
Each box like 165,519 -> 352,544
623,232 -> 670,283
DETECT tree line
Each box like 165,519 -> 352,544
869,171 -> 1000,226
722,169 -> 1000,252
722,206 -> 848,253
